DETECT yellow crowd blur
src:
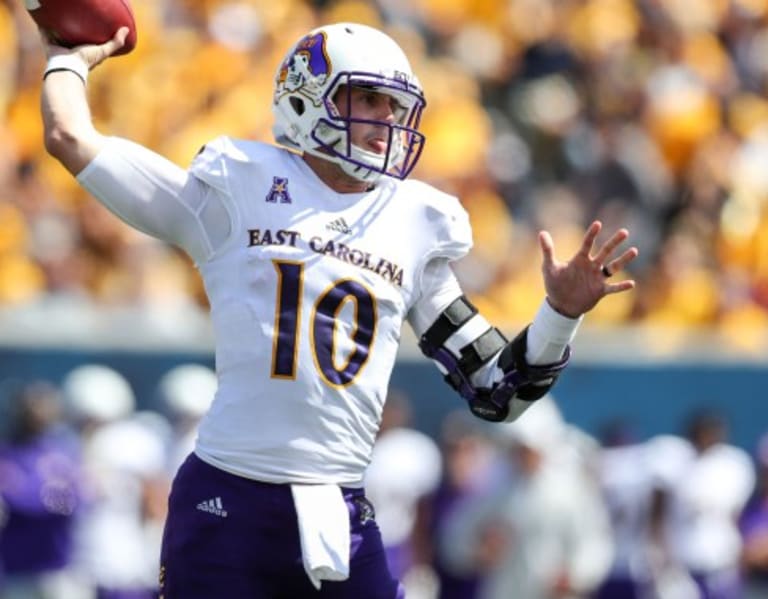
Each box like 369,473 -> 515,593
2,0 -> 768,350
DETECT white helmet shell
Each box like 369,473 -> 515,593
272,22 -> 426,183
62,364 -> 135,423
158,363 -> 217,419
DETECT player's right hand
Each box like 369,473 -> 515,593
41,27 -> 128,70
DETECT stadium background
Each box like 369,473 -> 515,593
2,0 -> 768,449
3,0 -> 768,596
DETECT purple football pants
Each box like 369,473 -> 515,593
159,453 -> 404,599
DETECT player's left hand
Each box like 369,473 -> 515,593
539,220 -> 638,318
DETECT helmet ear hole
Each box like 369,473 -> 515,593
289,97 -> 306,116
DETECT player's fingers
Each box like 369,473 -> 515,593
578,221 -> 602,258
593,227 -> 629,266
603,246 -> 639,276
604,279 -> 636,295
538,230 -> 555,268
115,26 -> 129,44
99,27 -> 128,57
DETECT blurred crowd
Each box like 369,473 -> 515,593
369,390 -> 768,599
2,0 -> 768,347
2,372 -> 768,599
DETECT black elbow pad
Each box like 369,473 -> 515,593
420,298 -> 570,423
466,326 -> 570,422
496,326 -> 569,402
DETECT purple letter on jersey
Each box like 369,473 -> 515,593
265,177 -> 292,204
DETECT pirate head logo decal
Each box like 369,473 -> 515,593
276,32 -> 332,107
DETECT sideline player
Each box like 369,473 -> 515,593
39,22 -> 638,598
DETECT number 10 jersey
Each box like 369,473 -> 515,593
190,137 -> 472,485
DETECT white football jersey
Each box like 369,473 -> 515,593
190,137 -> 472,485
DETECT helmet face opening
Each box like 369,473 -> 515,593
272,24 -> 427,182
312,72 -> 426,180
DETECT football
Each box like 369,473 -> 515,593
25,0 -> 137,56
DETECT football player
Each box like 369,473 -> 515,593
39,22 -> 638,598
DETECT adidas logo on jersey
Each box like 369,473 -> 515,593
326,217 -> 352,235
196,496 -> 228,518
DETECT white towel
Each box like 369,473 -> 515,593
291,484 -> 351,590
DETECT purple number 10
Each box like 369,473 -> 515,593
271,260 -> 377,387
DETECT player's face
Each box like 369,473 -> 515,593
334,85 -> 407,155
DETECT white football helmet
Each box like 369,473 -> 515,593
272,22 -> 426,183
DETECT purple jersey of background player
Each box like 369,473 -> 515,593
0,425 -> 83,575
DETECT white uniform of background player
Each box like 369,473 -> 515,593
442,395 -> 614,599
156,363 -> 217,476
653,417 -> 756,599
62,364 -> 167,598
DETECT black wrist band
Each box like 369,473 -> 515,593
43,67 -> 87,85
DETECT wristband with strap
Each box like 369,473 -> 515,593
44,54 -> 89,85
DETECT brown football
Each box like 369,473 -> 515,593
26,0 -> 137,56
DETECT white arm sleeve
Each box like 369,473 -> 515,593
76,137 -> 233,264
408,258 -> 582,387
